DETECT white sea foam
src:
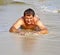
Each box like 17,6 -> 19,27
40,5 -> 59,13
13,0 -> 60,13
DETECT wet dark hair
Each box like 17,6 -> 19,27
24,8 -> 35,17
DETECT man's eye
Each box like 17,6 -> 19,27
26,19 -> 28,20
29,18 -> 31,19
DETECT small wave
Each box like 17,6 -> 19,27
40,5 -> 60,13
13,0 -> 41,5
11,1 -> 27,4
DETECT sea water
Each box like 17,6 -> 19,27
0,0 -> 60,55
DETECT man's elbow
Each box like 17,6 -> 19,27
9,26 -> 16,33
44,29 -> 48,34
9,27 -> 14,32
9,26 -> 20,33
40,28 -> 48,34
43,29 -> 48,34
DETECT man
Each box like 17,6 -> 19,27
9,8 -> 48,34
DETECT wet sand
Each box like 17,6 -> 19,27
0,3 -> 60,55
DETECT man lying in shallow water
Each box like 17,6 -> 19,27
9,8 -> 48,34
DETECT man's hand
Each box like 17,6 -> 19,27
36,29 -> 48,34
19,31 -> 25,35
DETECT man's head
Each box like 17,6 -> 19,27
24,8 -> 35,25
24,8 -> 35,17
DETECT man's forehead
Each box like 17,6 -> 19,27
25,14 -> 32,16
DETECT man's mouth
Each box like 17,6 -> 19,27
27,22 -> 31,24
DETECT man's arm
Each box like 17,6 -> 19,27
36,20 -> 48,34
9,26 -> 20,33
9,18 -> 23,33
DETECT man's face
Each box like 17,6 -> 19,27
24,15 -> 34,24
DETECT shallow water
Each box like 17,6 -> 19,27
0,0 -> 60,55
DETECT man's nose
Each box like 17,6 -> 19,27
28,19 -> 31,21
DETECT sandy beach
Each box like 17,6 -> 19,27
0,1 -> 60,55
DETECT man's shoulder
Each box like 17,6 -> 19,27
18,16 -> 24,21
34,15 -> 40,21
15,17 -> 24,24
